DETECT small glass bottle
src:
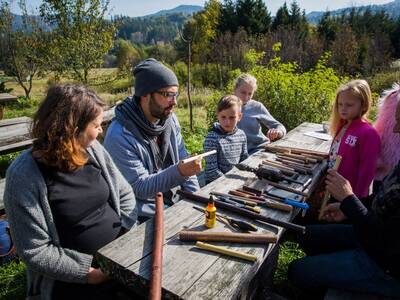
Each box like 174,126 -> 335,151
205,196 -> 217,228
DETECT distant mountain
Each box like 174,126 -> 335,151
145,5 -> 203,18
306,0 -> 400,24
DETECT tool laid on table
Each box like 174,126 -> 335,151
275,158 -> 314,174
242,185 -> 309,211
195,241 -> 257,262
212,191 -> 292,213
179,230 -> 277,244
228,190 -> 293,213
210,191 -> 258,207
263,159 -> 308,175
178,190 -> 306,233
261,160 -> 298,176
318,155 -> 343,220
276,153 -> 314,166
236,163 -> 307,186
265,145 -> 328,160
276,152 -> 318,164
217,196 -> 261,214
236,164 -> 309,197
181,150 -> 217,164
210,190 -> 292,212
192,205 -> 258,232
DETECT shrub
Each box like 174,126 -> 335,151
249,51 -> 346,130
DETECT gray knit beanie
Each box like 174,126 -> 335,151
133,58 -> 179,97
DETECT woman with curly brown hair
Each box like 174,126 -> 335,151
4,84 -> 137,300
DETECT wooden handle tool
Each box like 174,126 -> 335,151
318,155 -> 343,220
195,241 -> 257,262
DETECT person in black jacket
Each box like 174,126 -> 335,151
288,101 -> 400,298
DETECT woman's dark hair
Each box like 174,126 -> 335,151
32,84 -> 106,172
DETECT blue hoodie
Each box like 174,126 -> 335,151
104,97 -> 199,217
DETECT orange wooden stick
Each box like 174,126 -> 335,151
149,192 -> 164,300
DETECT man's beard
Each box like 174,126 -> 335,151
149,95 -> 173,121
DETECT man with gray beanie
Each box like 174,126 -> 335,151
104,58 -> 201,222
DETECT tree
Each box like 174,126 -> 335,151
218,0 -> 237,33
236,0 -> 271,34
272,2 -> 290,30
40,0 -> 115,83
114,39 -> 140,75
0,0 -> 47,99
317,11 -> 339,47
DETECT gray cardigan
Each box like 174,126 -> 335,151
3,141 -> 137,300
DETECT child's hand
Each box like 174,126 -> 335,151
267,128 -> 283,141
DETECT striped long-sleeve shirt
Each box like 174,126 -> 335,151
204,123 -> 248,183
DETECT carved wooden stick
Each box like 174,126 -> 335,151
318,155 -> 343,220
181,150 -> 217,163
196,241 -> 257,262
149,192 -> 164,300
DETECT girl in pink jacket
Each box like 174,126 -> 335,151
328,79 -> 380,198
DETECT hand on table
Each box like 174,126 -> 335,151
267,129 -> 283,141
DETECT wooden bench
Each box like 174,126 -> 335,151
325,288 -> 396,300
0,93 -> 18,120
0,108 -> 116,155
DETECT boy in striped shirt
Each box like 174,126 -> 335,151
204,95 -> 248,184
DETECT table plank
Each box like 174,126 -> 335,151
267,122 -> 331,155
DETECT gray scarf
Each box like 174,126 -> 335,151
115,97 -> 174,171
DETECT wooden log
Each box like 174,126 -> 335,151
149,192 -> 164,300
179,230 -> 278,244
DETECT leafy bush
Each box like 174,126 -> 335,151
368,71 -> 400,95
204,51 -> 346,131
250,51 -> 346,130
0,260 -> 26,300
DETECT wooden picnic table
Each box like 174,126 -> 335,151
96,122 -> 331,299
0,108 -> 116,155
0,93 -> 18,120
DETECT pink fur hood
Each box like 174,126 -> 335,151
374,83 -> 400,180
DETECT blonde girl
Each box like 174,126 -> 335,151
328,79 -> 380,198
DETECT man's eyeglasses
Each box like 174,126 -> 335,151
155,91 -> 180,101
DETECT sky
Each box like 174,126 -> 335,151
13,0 -> 394,17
